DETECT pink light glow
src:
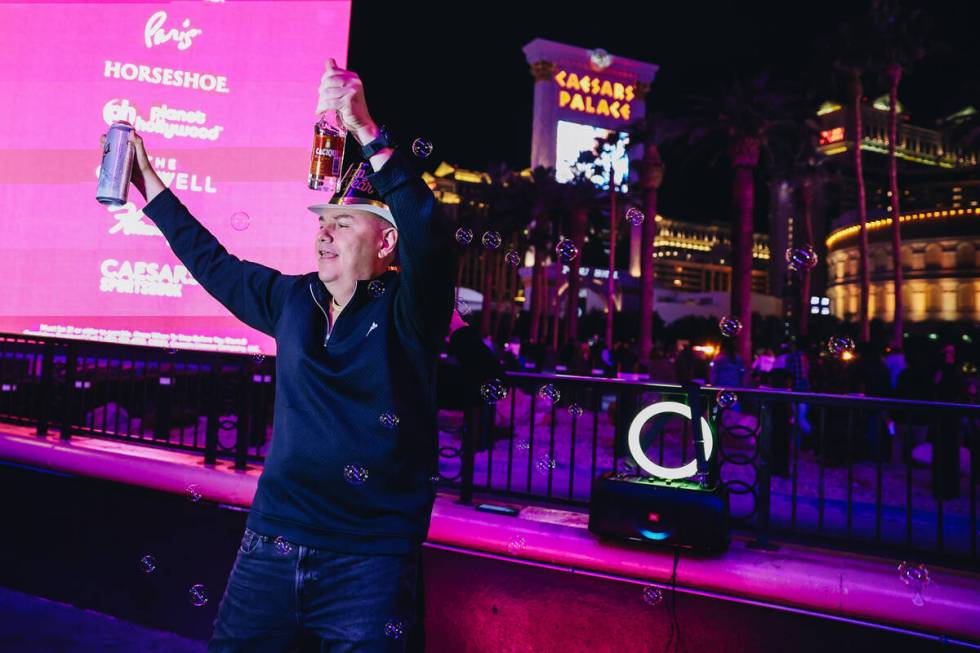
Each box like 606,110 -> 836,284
0,1 -> 353,355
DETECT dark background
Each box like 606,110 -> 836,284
348,0 -> 979,226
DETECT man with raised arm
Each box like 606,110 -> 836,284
104,58 -> 455,652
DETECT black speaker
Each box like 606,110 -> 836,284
588,472 -> 731,552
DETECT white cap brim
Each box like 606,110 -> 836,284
307,203 -> 396,228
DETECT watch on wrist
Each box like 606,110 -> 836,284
360,125 -> 394,159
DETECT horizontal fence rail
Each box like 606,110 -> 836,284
1,333 -> 977,566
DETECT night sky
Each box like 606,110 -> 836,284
348,1 -> 978,226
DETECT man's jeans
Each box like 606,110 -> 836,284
209,528 -> 421,652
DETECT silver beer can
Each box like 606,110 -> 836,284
96,120 -> 135,205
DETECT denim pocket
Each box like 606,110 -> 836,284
239,528 -> 259,554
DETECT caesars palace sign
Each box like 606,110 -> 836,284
553,69 -> 637,121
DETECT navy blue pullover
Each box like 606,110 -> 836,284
142,149 -> 456,554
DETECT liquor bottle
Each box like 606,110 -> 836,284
309,110 -> 346,193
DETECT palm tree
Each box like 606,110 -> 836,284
622,114 -> 676,367
681,73 -> 795,372
868,0 -> 932,347
775,103 -> 836,338
831,16 -> 875,342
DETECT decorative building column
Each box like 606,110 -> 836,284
528,60 -> 558,171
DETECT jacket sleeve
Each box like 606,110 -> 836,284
367,149 -> 457,350
141,189 -> 300,337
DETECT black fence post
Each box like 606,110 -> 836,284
749,399 -> 777,551
458,405 -> 478,505
60,345 -> 77,442
203,363 -> 221,467
35,341 -> 54,437
233,364 -> 251,471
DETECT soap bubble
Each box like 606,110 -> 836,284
716,390 -> 737,409
482,231 -> 502,250
166,347 -> 178,355
507,535 -> 527,555
718,316 -> 742,338
230,211 -> 250,231
898,561 -> 930,607
138,555 -> 157,574
642,586 -> 664,607
384,619 -> 405,639
516,440 -> 531,451
274,536 -> 293,556
455,227 -> 474,246
480,379 -> 508,404
188,584 -> 209,607
411,138 -> 433,158
379,412 -> 400,429
251,353 -> 266,364
535,454 -> 557,475
186,484 -> 202,503
367,280 -> 385,298
343,464 -> 369,486
556,239 -> 579,262
428,473 -> 441,486
786,244 -> 818,272
504,250 -> 521,267
568,403 -> 584,418
827,335 -> 856,357
538,384 -> 561,403
625,207 -> 645,226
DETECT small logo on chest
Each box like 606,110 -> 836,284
365,322 -> 379,338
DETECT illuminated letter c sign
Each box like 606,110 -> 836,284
626,401 -> 714,481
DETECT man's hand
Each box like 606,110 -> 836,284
315,58 -> 378,145
99,130 -> 165,204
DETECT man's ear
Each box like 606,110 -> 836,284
378,227 -> 398,259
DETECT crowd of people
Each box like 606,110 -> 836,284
444,326 -> 977,498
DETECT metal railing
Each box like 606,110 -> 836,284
1,333 -> 977,566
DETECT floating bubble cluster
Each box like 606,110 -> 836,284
343,464 -> 369,486
898,561 -> 930,607
716,390 -> 737,409
274,536 -> 293,556
188,584 -> 209,607
828,335 -> 856,357
718,316 -> 742,338
379,412 -> 400,429
625,207 -> 645,226
384,620 -> 406,639
411,138 -> 433,159
480,379 -> 508,404
481,231 -> 502,250
785,244 -> 818,272
367,280 -> 386,298
538,384 -> 561,403
504,250 -> 521,267
556,239 -> 579,262
455,227 -> 473,246
251,353 -> 266,364
186,484 -> 202,503
535,454 -> 557,475
568,403 -> 584,418
642,586 -> 664,607
139,555 -> 157,574
507,535 -> 527,555
230,211 -> 250,232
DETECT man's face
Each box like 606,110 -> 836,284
314,210 -> 396,285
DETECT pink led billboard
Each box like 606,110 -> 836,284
0,1 -> 353,355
